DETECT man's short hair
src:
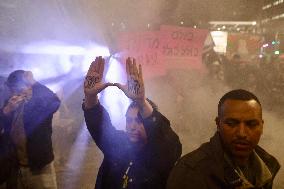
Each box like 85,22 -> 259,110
6,70 -> 27,88
218,89 -> 261,116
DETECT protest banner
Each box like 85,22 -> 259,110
159,25 -> 208,70
117,31 -> 166,79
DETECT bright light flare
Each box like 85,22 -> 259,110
81,46 -> 110,73
21,41 -> 109,56
22,44 -> 85,55
101,57 -> 130,130
105,57 -> 125,83
18,41 -> 110,80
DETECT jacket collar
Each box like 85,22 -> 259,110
202,132 -> 243,187
207,132 -> 280,188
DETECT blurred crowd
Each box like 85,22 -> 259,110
205,53 -> 284,114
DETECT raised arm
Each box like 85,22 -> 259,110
83,57 -> 128,156
114,57 -> 153,118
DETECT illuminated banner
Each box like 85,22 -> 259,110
211,31 -> 228,53
117,31 -> 166,79
159,25 -> 208,70
227,33 -> 262,60
117,26 -> 209,78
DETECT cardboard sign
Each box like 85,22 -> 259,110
117,26 -> 209,79
117,31 -> 166,79
159,25 -> 208,70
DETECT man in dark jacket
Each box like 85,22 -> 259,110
167,89 -> 280,189
83,56 -> 182,189
0,70 -> 60,188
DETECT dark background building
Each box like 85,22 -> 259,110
261,0 -> 284,53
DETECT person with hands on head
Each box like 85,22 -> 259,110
83,56 -> 182,189
0,70 -> 60,189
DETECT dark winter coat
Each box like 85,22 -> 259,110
0,82 -> 60,171
167,132 -> 280,189
84,102 -> 182,189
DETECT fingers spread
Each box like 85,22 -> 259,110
94,57 -> 99,73
127,57 -> 134,75
126,58 -> 130,76
133,58 -> 138,77
10,95 -> 25,105
138,64 -> 143,82
99,57 -> 105,79
97,57 -> 101,74
87,61 -> 95,76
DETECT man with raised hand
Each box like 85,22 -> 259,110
83,56 -> 181,189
